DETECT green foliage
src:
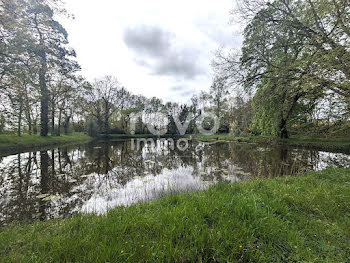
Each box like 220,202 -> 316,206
109,126 -> 126,135
293,121 -> 350,138
228,96 -> 253,136
219,111 -> 231,133
167,114 -> 177,135
86,121 -> 99,138
251,83 -> 280,137
230,0 -> 350,138
0,0 -> 80,137
208,77 -> 229,118
0,168 -> 349,262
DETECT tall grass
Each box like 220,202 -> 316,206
0,168 -> 349,262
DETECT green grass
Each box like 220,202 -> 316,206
0,133 -> 92,154
1,168 -> 349,262
190,134 -> 350,152
281,136 -> 350,151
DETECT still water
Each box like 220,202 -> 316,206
1,139 -> 350,225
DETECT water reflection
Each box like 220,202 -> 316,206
0,140 -> 349,224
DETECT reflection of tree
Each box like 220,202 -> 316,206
1,140 -> 350,224
199,143 -> 350,178
0,152 -> 39,224
39,151 -> 49,220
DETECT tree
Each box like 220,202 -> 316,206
85,76 -> 123,136
208,77 -> 230,119
214,0 -> 349,138
0,0 -> 79,136
29,0 -> 79,136
166,102 -> 178,135
205,77 -> 231,132
233,0 -> 350,99
228,94 -> 253,136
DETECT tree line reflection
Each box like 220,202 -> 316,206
1,140 -> 349,224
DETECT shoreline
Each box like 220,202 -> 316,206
1,133 -> 350,156
0,133 -> 92,156
188,134 -> 350,153
0,168 -> 349,262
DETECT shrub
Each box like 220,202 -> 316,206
86,120 -> 99,137
109,126 -> 126,134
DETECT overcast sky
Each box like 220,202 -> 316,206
60,0 -> 242,103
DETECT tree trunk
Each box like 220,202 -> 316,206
24,84 -> 32,135
51,102 -> 55,136
57,109 -> 62,136
33,119 -> 38,134
34,14 -> 49,137
39,151 -> 49,220
27,114 -> 32,135
39,49 -> 49,137
104,116 -> 109,136
64,114 -> 71,135
104,102 -> 110,136
279,118 -> 289,139
18,99 -> 23,137
124,118 -> 129,134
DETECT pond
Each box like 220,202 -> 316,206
1,139 -> 350,225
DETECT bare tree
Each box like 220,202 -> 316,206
85,76 -> 123,136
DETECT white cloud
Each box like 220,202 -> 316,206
60,0 -> 241,102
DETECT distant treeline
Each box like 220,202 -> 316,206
1,0 -> 349,138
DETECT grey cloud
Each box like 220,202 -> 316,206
124,25 -> 171,57
201,27 -> 239,47
179,90 -> 196,98
123,25 -> 206,79
169,85 -> 186,92
133,58 -> 151,68
195,17 -> 243,47
170,85 -> 196,98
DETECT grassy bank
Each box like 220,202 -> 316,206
0,133 -> 92,155
279,136 -> 350,152
1,168 -> 349,262
190,134 -> 350,152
